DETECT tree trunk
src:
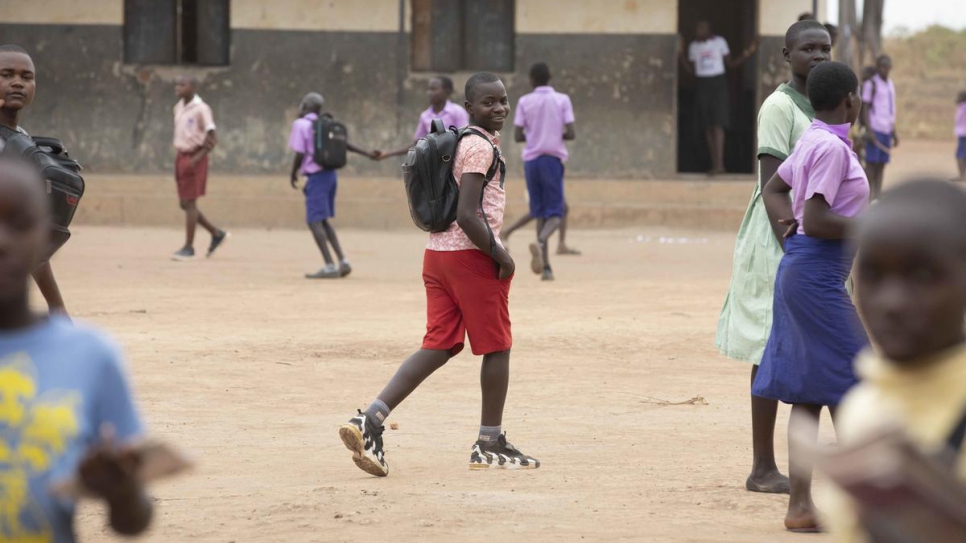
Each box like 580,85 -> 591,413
861,0 -> 885,64
838,0 -> 859,71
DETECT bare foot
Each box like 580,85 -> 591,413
556,245 -> 581,256
785,506 -> 823,533
528,243 -> 543,275
745,471 -> 790,494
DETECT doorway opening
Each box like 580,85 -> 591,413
677,0 -> 758,174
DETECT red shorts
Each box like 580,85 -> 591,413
175,151 -> 209,201
422,249 -> 512,356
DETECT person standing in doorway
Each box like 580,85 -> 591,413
862,55 -> 898,199
172,76 -> 229,261
682,20 -> 758,176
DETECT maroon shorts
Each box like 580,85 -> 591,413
175,151 -> 209,201
422,249 -> 512,356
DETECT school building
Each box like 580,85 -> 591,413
1,0 -> 827,180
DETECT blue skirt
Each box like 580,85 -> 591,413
865,131 -> 892,164
752,235 -> 868,406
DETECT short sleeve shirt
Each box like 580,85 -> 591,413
955,102 -> 966,137
173,95 -> 216,152
513,86 -> 576,162
427,128 -> 506,252
414,101 -> 469,141
755,84 -> 815,193
861,74 -> 896,134
0,317 -> 144,543
688,36 -> 730,78
288,112 -> 322,176
777,120 -> 870,234
0,125 -> 29,153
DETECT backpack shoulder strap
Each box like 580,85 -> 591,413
946,404 -> 966,454
457,127 -> 505,259
0,125 -> 22,141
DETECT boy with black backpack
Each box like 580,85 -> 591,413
287,92 -> 379,279
0,44 -> 75,315
338,73 -> 539,477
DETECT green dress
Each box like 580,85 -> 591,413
715,84 -> 815,364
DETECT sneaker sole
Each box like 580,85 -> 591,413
528,243 -> 542,275
469,460 -> 540,470
171,255 -> 195,262
338,424 -> 388,477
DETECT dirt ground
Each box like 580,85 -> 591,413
47,222 -> 850,543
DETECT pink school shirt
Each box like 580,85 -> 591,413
288,112 -> 322,175
862,74 -> 896,134
956,102 -> 966,137
173,95 -> 216,152
427,128 -> 506,252
414,101 -> 469,141
777,120 -> 870,235
513,86 -> 575,162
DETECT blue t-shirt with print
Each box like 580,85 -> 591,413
0,317 -> 143,543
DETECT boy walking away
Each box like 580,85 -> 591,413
826,180 -> 966,541
716,20 -> 831,496
380,76 -> 469,160
339,73 -> 538,476
288,92 -> 379,279
955,91 -> 966,181
0,44 -> 68,315
862,55 -> 898,200
758,61 -> 870,533
514,62 -> 575,281
172,75 -> 228,261
0,157 -> 153,542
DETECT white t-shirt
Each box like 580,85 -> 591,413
689,36 -> 730,78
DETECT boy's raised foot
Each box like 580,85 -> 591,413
528,243 -> 542,274
172,246 -> 195,261
469,433 -> 540,470
339,411 -> 389,477
207,230 -> 230,257
305,265 -> 340,279
745,471 -> 790,494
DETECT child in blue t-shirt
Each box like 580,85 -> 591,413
0,157 -> 152,542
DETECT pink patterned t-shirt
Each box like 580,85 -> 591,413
427,128 -> 506,252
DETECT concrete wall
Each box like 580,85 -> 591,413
0,0 -> 813,179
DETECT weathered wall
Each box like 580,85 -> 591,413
0,0 -> 810,178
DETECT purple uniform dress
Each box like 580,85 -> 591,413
289,112 -> 338,223
514,86 -> 575,219
753,120 -> 871,406
863,74 -> 896,164
414,101 -> 469,141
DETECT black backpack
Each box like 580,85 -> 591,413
402,120 -> 504,240
0,126 -> 85,260
312,114 -> 348,170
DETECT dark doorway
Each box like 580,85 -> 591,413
677,0 -> 757,174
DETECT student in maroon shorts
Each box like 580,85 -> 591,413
339,72 -> 539,476
171,76 -> 228,261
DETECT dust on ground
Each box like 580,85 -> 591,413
55,224 -> 846,543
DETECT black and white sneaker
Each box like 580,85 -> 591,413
172,246 -> 195,261
207,230 -> 230,258
339,410 -> 389,477
469,433 -> 540,470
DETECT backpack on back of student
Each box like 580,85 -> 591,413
402,119 -> 503,237
0,127 -> 85,260
312,114 -> 348,170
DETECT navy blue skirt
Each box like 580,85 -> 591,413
752,235 -> 868,406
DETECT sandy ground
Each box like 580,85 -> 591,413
44,222 -> 855,543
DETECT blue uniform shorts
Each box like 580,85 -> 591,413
524,155 -> 565,219
304,170 -> 337,223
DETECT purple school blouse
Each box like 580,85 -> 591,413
862,74 -> 896,134
414,101 -> 469,141
513,86 -> 576,162
288,112 -> 322,176
956,102 -> 966,137
777,120 -> 870,234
